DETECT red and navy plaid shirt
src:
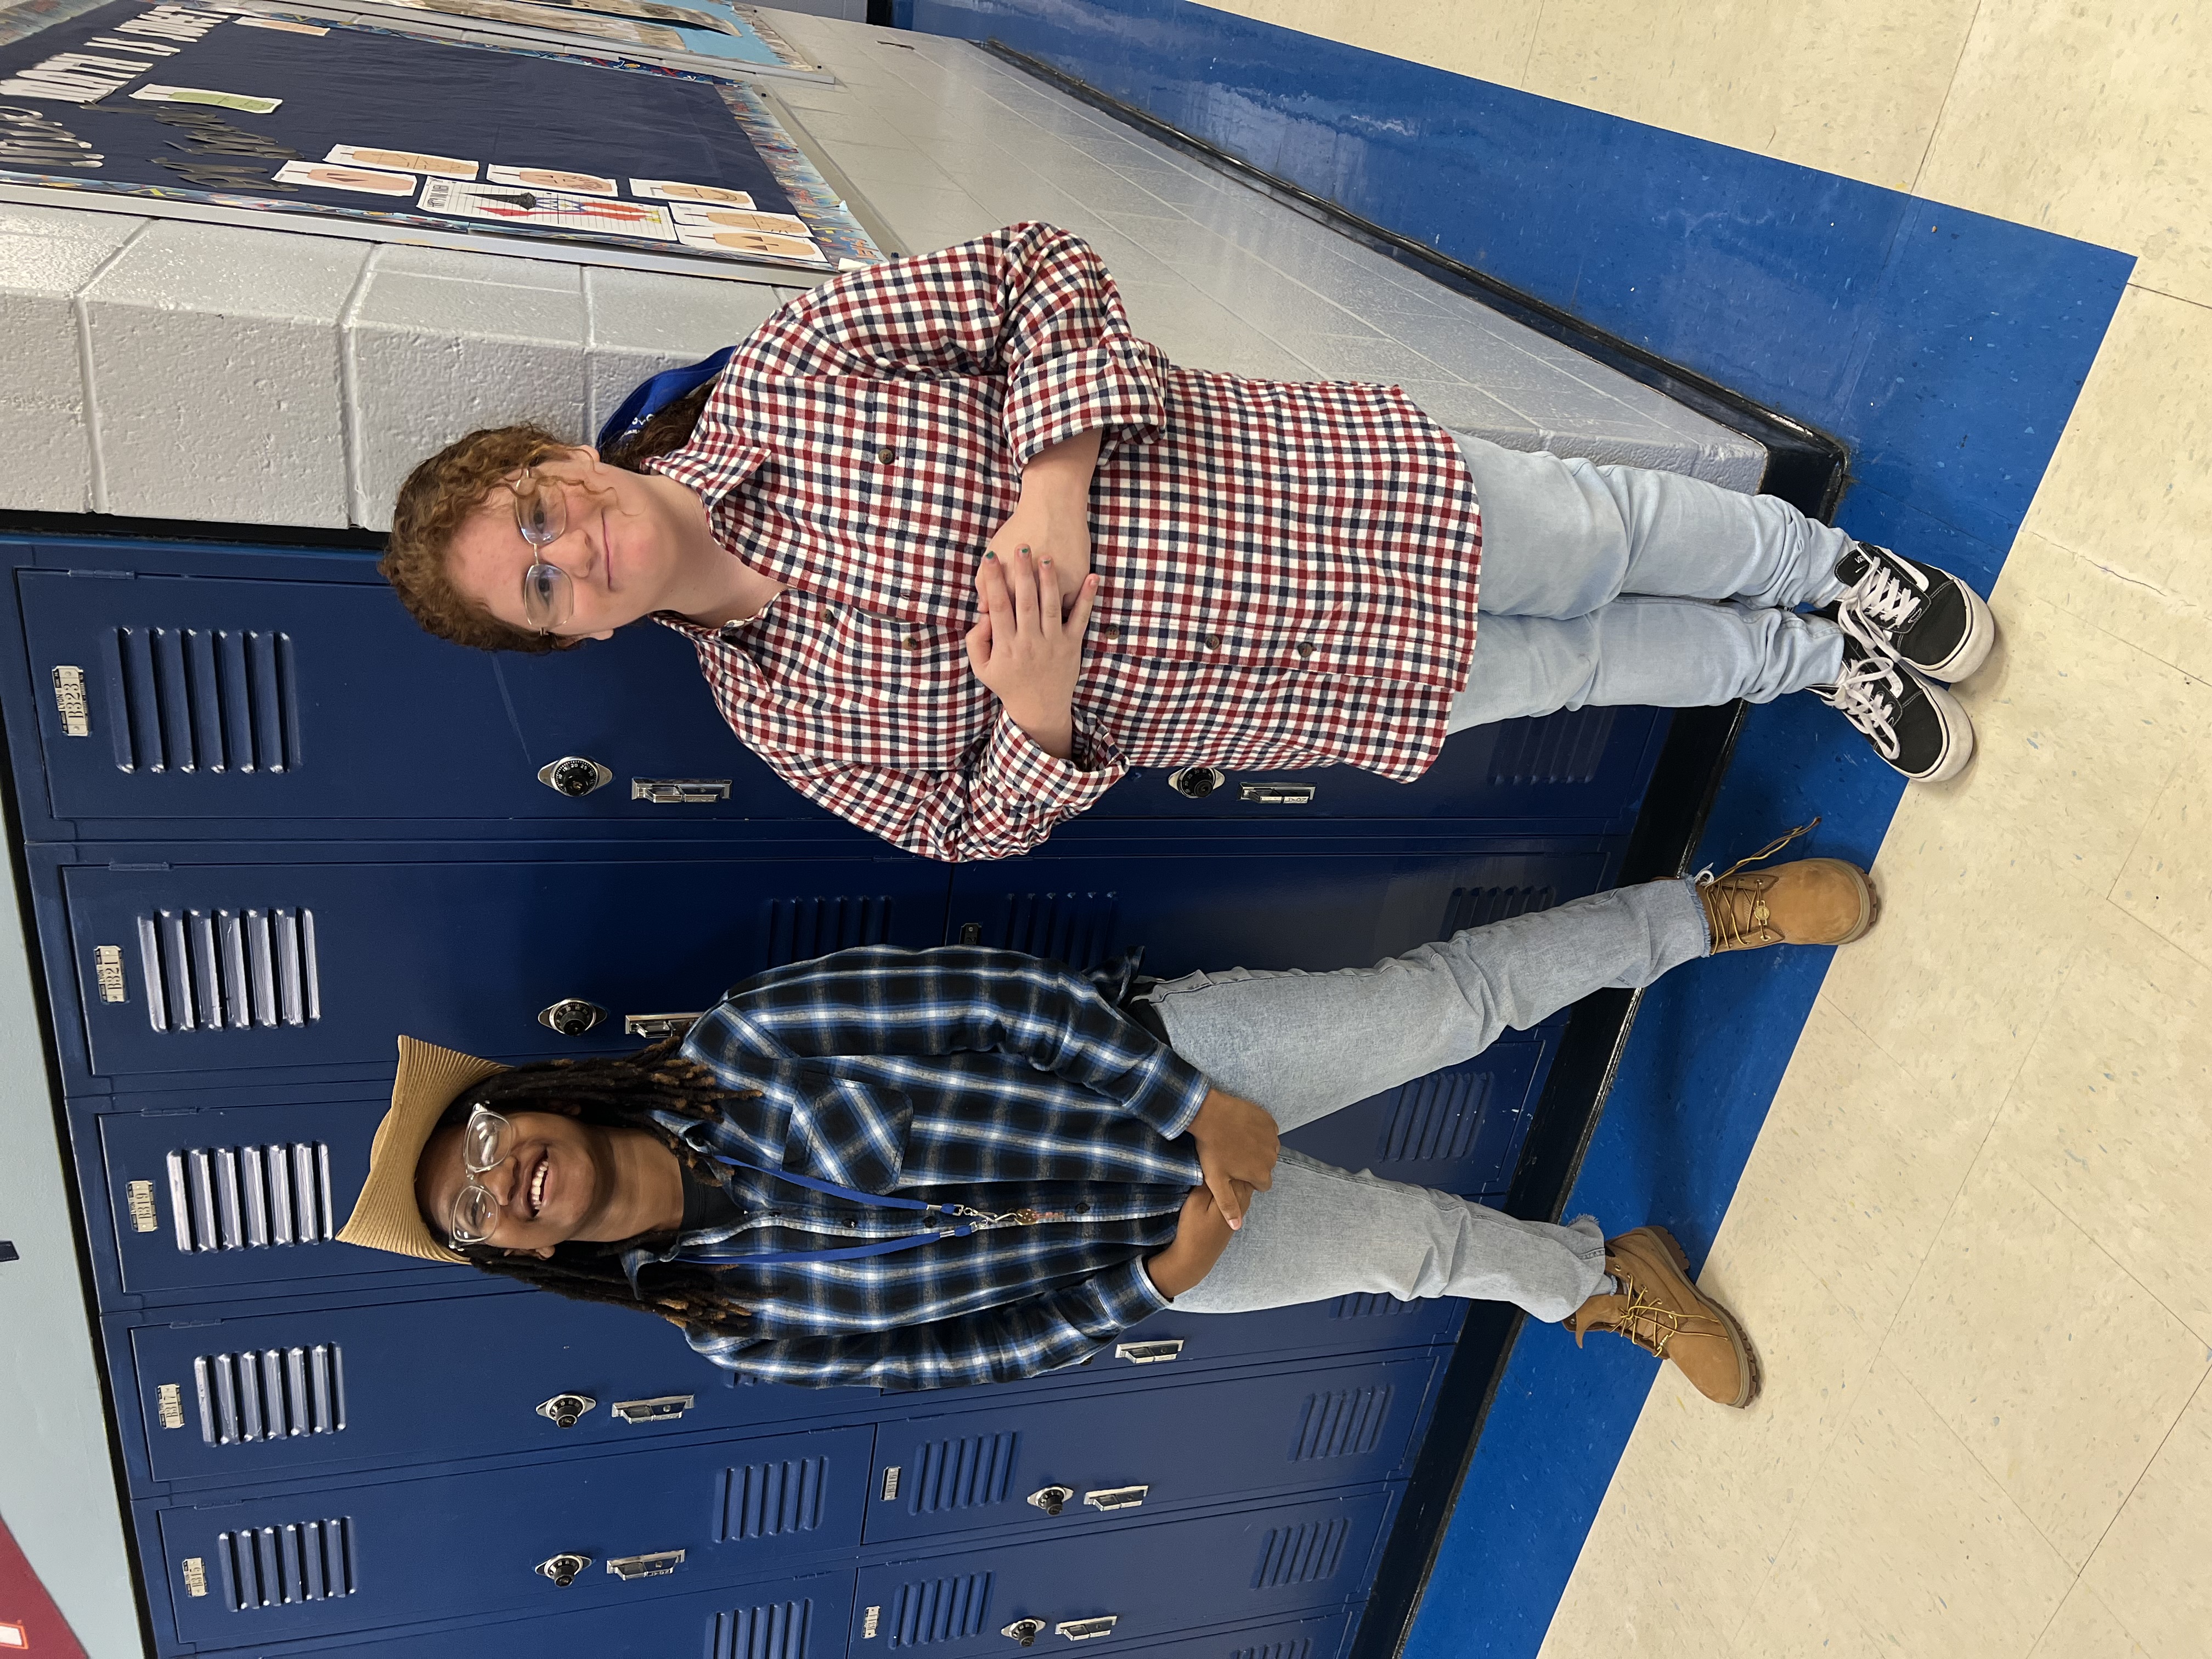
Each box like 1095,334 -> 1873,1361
646,222 -> 1482,862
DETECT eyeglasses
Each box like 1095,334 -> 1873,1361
447,1103 -> 519,1245
511,469 -> 575,632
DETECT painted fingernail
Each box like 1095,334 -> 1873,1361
983,550 -> 995,560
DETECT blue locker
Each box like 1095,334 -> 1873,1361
850,1488 -> 1396,1658
123,1290 -> 838,1488
151,1424 -> 876,1647
948,846 -> 1613,981
55,845 -> 952,1079
865,1355 -> 1434,1545
14,561 -> 822,826
1085,704 -> 1664,826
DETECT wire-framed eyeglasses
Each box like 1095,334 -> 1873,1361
446,1102 -> 520,1246
510,469 -> 574,632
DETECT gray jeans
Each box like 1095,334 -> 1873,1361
1137,877 -> 1711,1324
1448,434 -> 1854,729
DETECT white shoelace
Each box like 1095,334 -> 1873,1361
1834,551 -> 1927,654
1814,646 -> 1905,760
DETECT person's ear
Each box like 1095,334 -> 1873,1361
588,629 -> 615,642
503,1245 -> 557,1260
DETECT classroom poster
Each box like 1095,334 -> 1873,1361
0,0 -> 880,271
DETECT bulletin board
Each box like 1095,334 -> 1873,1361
0,0 -> 884,273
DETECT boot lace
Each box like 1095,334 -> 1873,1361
1589,1273 -> 1722,1359
1812,642 -> 1906,760
1694,818 -> 1821,949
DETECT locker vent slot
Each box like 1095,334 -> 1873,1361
1231,1641 -> 1312,1659
906,1430 -> 1017,1515
214,1516 -> 354,1610
134,907 -> 322,1032
1376,1070 -> 1493,1164
1437,885 -> 1555,936
1328,1293 -> 1417,1319
191,1346 -> 346,1444
988,893 -> 1118,969
766,897 -> 894,967
712,1598 -> 812,1659
1251,1518 -> 1348,1589
1485,707 -> 1614,785
107,626 -> 300,776
1289,1385 -> 1393,1462
886,1572 -> 992,1647
165,1143 -> 335,1251
717,1455 -> 827,1542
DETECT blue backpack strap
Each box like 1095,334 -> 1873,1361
595,345 -> 737,453
671,1147 -> 969,1268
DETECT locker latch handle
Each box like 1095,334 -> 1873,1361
606,1549 -> 685,1581
630,778 -> 731,804
1002,1620 -> 1046,1647
624,1011 -> 703,1039
1238,783 -> 1315,804
535,1392 -> 596,1429
535,1553 -> 591,1588
1057,1617 -> 1120,1643
1026,1485 -> 1074,1517
1112,1339 -> 1183,1364
1082,1485 -> 1148,1512
612,1393 -> 693,1424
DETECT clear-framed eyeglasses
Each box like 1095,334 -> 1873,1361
447,1102 -> 519,1245
510,468 -> 575,633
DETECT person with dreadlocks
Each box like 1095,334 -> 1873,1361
336,832 -> 1872,1408
377,223 -> 1993,862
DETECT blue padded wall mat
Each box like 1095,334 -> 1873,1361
904,3 -> 2132,1654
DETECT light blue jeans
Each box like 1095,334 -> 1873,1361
1137,878 -> 1712,1323
1447,435 -> 1854,729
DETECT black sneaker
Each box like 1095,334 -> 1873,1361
1831,542 -> 1996,682
1813,636 -> 1975,783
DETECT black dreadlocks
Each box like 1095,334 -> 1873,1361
430,1036 -> 761,1335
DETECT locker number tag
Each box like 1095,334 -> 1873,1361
180,1558 -> 207,1598
156,1383 -> 184,1430
94,945 -> 127,1004
51,665 -> 89,737
127,1179 -> 158,1233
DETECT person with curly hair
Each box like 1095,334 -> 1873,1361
337,838 -> 1877,1407
381,223 -> 1993,862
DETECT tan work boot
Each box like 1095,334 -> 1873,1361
1567,1227 -> 1761,1408
1696,819 -> 1876,951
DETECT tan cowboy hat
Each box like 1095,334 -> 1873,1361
337,1036 -> 509,1265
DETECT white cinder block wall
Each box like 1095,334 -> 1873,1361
0,13 -> 1766,1657
0,12 -> 1760,533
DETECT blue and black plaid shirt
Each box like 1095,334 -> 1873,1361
629,945 -> 1211,1390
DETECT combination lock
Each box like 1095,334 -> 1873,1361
1026,1485 -> 1074,1517
1002,1620 -> 1046,1647
535,1392 -> 596,1429
538,998 -> 608,1037
1167,765 -> 1226,799
535,1553 -> 591,1588
537,756 -> 612,798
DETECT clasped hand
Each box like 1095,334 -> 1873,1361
966,543 -> 1098,761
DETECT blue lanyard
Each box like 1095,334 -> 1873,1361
673,1149 -> 974,1268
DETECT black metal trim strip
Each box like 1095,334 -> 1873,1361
978,39 -> 1847,521
1346,704 -> 1745,1659
0,507 -> 386,552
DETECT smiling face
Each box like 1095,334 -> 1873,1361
443,450 -> 695,641
416,1107 -> 627,1257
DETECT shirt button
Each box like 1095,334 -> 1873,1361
1099,624 -> 1123,640
904,634 -> 925,650
1199,632 -> 1222,649
1293,641 -> 1314,658
876,446 -> 898,464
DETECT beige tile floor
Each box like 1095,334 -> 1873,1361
1205,5 -> 2212,1654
